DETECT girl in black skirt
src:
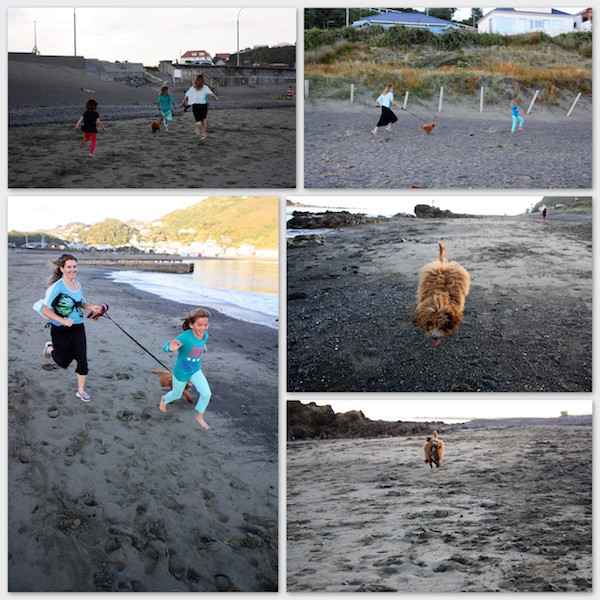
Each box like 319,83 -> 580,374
372,83 -> 403,136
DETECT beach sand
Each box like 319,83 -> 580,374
287,214 -> 592,392
8,251 -> 278,591
304,100 -> 592,189
287,420 -> 592,592
8,61 -> 296,188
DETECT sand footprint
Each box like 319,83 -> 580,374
214,573 -> 240,591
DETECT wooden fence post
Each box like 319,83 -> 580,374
480,87 -> 484,113
527,90 -> 539,114
567,92 -> 581,117
304,80 -> 309,99
403,90 -> 409,110
438,86 -> 444,112
350,83 -> 354,104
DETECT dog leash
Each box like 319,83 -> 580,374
88,304 -> 172,371
401,107 -> 428,123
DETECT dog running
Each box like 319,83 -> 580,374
424,430 -> 445,468
151,368 -> 193,403
151,121 -> 162,134
413,241 -> 470,346
420,123 -> 435,135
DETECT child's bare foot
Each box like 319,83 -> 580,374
196,413 -> 210,430
79,139 -> 85,149
159,396 -> 167,413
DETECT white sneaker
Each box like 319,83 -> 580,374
43,341 -> 53,359
76,390 -> 91,403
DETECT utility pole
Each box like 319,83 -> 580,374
73,8 -> 77,56
32,20 -> 39,55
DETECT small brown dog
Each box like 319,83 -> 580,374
151,368 -> 193,403
420,123 -> 435,135
413,241 -> 470,346
424,430 -> 445,468
151,121 -> 161,134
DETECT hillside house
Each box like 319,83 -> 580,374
574,8 -> 592,32
213,53 -> 231,66
180,50 -> 212,64
352,11 -> 463,34
478,8 -> 575,36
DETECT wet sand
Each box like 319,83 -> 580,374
287,214 -> 592,392
287,420 -> 592,592
8,107 -> 295,188
8,252 -> 278,591
304,101 -> 592,189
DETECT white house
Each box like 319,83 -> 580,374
478,8 -> 574,37
573,8 -> 592,32
180,50 -> 212,64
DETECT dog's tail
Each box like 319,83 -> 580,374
433,430 -> 439,439
438,242 -> 447,263
151,368 -> 163,375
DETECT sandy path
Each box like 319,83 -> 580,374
287,424 -> 592,592
287,215 -> 592,392
304,102 -> 592,189
8,253 -> 278,591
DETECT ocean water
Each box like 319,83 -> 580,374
108,258 -> 278,329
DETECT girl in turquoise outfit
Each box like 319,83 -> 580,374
511,99 -> 524,133
157,85 -> 177,132
160,307 -> 212,429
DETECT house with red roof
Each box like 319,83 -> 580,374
180,50 -> 212,64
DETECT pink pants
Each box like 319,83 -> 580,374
83,132 -> 97,155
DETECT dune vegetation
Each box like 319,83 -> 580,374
304,27 -> 592,107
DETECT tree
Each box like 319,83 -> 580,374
471,8 -> 483,26
428,8 -> 457,22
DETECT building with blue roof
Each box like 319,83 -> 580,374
351,11 -> 466,35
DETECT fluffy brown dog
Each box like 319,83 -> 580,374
424,430 -> 445,468
420,123 -> 435,135
413,241 -> 470,346
151,121 -> 161,134
151,368 -> 193,403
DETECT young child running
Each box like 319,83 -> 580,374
75,99 -> 107,157
372,83 -> 403,136
160,308 -> 212,429
511,98 -> 524,133
157,85 -> 177,132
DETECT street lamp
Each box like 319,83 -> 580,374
236,7 -> 245,67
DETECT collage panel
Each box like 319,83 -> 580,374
286,398 -> 593,592
7,196 -> 278,591
303,7 -> 592,189
7,7 -> 296,189
287,196 -> 592,392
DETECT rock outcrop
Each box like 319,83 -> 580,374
287,401 -> 444,441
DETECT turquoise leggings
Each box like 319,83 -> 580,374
165,370 -> 211,414
512,114 -> 524,131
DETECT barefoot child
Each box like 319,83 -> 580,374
372,83 -> 402,136
157,85 -> 177,132
75,99 -> 107,156
160,308 -> 212,429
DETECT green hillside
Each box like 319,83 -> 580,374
79,219 -> 137,246
153,196 -> 279,248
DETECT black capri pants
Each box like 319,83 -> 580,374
192,104 -> 208,121
50,323 -> 88,375
376,106 -> 398,127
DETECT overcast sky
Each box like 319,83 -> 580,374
288,196 -> 544,216
296,399 -> 592,422
7,196 -> 210,231
7,7 -> 296,65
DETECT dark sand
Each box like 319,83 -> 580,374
304,100 -> 592,189
287,214 -> 592,392
287,419 -> 592,592
8,252 -> 278,591
8,61 -> 295,188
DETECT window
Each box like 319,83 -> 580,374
495,16 -> 517,35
